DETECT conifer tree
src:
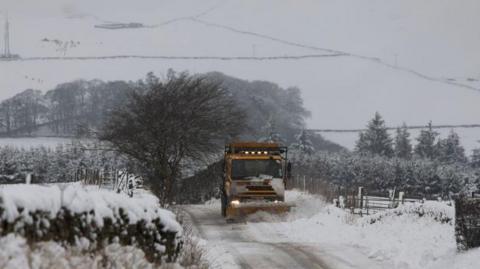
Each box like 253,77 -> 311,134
471,145 -> 480,168
436,130 -> 467,164
290,129 -> 315,161
414,121 -> 438,159
394,123 -> 412,159
260,115 -> 285,144
355,112 -> 394,157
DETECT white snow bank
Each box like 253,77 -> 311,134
0,233 -> 166,269
0,184 -> 62,222
246,190 -> 474,269
362,200 -> 455,225
0,183 -> 181,233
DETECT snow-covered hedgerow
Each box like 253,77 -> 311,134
0,233 -> 165,269
363,200 -> 455,225
292,152 -> 480,199
0,184 -> 182,264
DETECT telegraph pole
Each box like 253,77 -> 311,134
4,11 -> 10,57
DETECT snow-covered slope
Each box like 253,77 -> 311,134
1,0 -> 480,133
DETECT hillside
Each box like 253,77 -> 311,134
0,72 -> 343,151
1,0 -> 480,132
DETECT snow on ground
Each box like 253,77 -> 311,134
181,198 -> 240,269
195,236 -> 239,269
0,183 -> 188,268
0,137 -> 72,149
2,0 -> 480,132
0,183 -> 181,233
236,190 -> 477,269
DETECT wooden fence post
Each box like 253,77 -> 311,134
358,187 -> 364,216
303,175 -> 306,192
399,191 -> 405,205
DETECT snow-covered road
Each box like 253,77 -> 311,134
181,190 -> 479,269
182,203 -> 382,269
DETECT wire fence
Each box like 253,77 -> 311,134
0,168 -> 142,197
289,174 -> 424,215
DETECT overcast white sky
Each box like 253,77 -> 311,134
1,0 -> 480,131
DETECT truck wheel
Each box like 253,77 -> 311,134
221,190 -> 227,217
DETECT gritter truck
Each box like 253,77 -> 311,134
221,142 -> 293,220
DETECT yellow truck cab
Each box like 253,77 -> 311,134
221,142 -> 292,220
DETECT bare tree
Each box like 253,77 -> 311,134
100,71 -> 246,204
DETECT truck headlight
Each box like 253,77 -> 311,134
231,200 -> 240,206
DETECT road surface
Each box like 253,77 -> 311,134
182,204 -> 383,269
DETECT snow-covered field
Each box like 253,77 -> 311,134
2,0 -> 480,132
187,190 -> 479,269
0,137 -> 72,149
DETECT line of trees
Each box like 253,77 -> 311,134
0,80 -> 134,136
1,70 -> 342,203
355,112 -> 475,165
293,151 -> 479,199
0,141 -> 128,184
0,89 -> 47,135
0,72 -> 341,152
291,112 -> 480,199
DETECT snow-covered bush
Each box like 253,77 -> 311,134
0,142 -> 129,184
293,151 -> 480,199
364,201 -> 454,225
0,184 -> 182,264
0,234 -> 163,269
176,160 -> 223,204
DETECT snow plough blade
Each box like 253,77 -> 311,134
226,201 -> 294,220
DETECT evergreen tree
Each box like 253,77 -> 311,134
414,121 -> 438,159
438,165 -> 464,198
355,132 -> 368,153
260,115 -> 285,144
471,145 -> 480,168
394,123 -> 412,159
290,129 -> 315,162
436,130 -> 467,164
355,112 -> 394,157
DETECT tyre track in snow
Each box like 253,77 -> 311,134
181,204 -> 381,269
181,205 -> 330,269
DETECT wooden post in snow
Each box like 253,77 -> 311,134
399,191 -> 405,205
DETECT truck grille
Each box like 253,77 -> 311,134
238,185 -> 277,197
246,185 -> 274,191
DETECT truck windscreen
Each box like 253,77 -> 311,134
231,159 -> 282,180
